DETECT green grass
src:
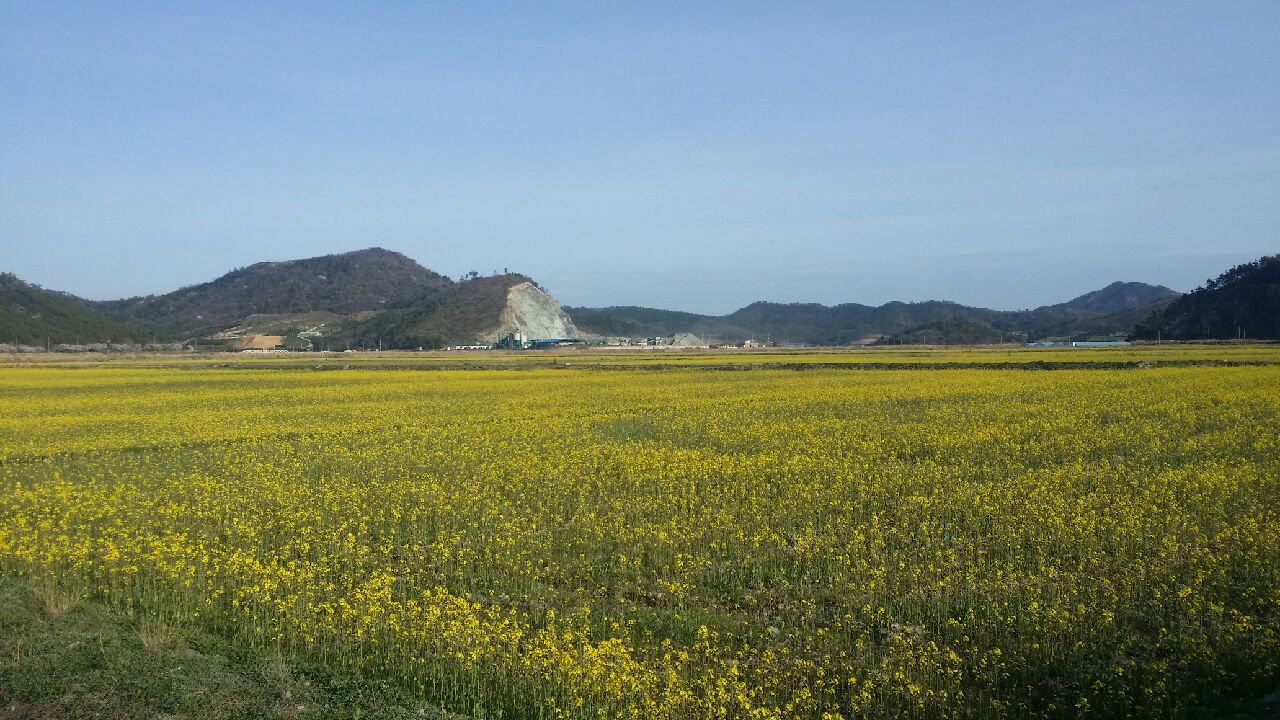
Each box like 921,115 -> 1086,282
2,517 -> 1276,720
0,577 -> 464,720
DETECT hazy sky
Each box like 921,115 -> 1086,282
2,2 -> 1277,314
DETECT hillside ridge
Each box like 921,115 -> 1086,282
569,281 -> 1180,344
88,248 -> 452,338
0,273 -> 145,345
15,251 -> 1280,348
1134,255 -> 1280,340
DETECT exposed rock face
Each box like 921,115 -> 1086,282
492,282 -> 578,341
669,332 -> 707,347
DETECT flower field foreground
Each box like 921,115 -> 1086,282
2,363 -> 1278,718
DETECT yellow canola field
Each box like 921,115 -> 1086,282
1,364 -> 1278,718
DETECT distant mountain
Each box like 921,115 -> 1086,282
570,281 -> 1178,344
567,306 -> 750,340
1049,281 -> 1179,315
1134,255 -> 1280,340
724,300 -> 1009,345
89,248 -> 452,338
1003,282 -> 1179,340
875,316 -> 1008,346
0,273 -> 144,345
343,274 -> 577,348
1028,297 -> 1178,340
40,248 -> 585,349
9,244 -> 1219,349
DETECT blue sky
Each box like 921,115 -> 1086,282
2,2 -> 1277,313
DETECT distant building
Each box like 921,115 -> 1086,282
528,338 -> 581,349
496,331 -> 528,349
1071,340 -> 1131,347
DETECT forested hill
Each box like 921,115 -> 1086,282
874,316 -> 1007,346
22,248 -> 1280,347
1134,255 -> 1280,340
569,281 -> 1178,344
0,273 -> 144,345
88,248 -> 453,338
1048,281 -> 1179,314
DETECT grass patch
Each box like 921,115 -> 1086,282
136,619 -> 180,653
35,581 -> 80,619
0,576 -> 466,720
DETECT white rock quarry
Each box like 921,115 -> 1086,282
668,332 -> 708,347
484,281 -> 579,341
